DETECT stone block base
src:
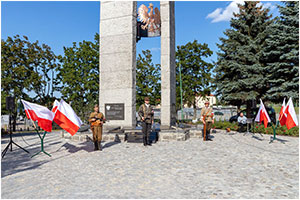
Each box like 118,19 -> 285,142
158,130 -> 190,142
189,129 -> 203,138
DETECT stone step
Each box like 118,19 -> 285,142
61,131 -> 125,142
61,129 -> 191,142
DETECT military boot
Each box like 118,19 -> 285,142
98,142 -> 102,151
206,133 -> 212,141
143,136 -> 147,146
94,141 -> 99,151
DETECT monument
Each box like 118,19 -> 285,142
99,1 -> 176,129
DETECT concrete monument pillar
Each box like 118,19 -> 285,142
160,1 -> 176,129
99,1 -> 137,129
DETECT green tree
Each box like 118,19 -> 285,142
176,40 -> 214,119
57,33 -> 99,122
1,35 -> 58,130
214,1 -> 274,116
263,1 -> 299,103
136,50 -> 161,108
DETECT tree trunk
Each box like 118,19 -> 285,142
246,100 -> 251,118
193,100 -> 197,120
237,104 -> 241,113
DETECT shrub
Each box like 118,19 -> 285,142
213,121 -> 239,131
179,119 -> 299,136
250,123 -> 298,137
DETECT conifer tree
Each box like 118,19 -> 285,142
215,1 -> 274,115
263,1 -> 299,103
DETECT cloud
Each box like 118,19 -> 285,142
258,2 -> 276,11
206,0 -> 243,23
206,1 -> 276,23
206,8 -> 222,20
149,47 -> 160,52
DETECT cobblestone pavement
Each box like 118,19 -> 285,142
1,130 -> 299,199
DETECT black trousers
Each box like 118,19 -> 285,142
238,123 -> 246,132
142,122 -> 152,145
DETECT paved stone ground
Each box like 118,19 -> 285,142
1,130 -> 299,199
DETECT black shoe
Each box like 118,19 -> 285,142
143,143 -> 147,146
207,138 -> 213,141
98,142 -> 102,151
147,143 -> 152,146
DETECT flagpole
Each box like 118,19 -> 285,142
179,63 -> 184,121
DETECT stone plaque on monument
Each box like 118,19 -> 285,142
105,103 -> 125,120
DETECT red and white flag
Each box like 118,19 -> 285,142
284,98 -> 298,130
255,99 -> 271,128
279,98 -> 287,126
53,99 -> 82,136
21,100 -> 54,132
52,99 -> 60,113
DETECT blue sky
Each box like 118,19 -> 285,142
1,0 -> 282,97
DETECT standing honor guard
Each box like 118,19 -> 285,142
89,104 -> 105,151
138,97 -> 154,146
200,101 -> 214,141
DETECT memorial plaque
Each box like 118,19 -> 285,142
105,103 -> 125,120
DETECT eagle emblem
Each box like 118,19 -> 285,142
138,3 -> 161,34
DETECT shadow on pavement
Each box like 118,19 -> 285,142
252,135 -> 264,141
1,145 -> 69,178
269,136 -> 289,144
1,133 -> 76,178
62,141 -> 94,153
102,141 -> 120,149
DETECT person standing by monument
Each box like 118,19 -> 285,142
138,97 -> 154,146
89,104 -> 105,151
200,101 -> 214,141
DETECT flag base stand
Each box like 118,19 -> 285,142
269,121 -> 287,144
31,130 -> 51,158
269,136 -> 286,144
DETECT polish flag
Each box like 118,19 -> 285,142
255,99 -> 271,128
21,100 -> 54,132
284,98 -> 298,130
53,100 -> 82,136
278,98 -> 287,126
52,99 -> 60,113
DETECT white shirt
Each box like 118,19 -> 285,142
238,116 -> 247,124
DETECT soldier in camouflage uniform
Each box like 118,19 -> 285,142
138,97 -> 154,146
200,101 -> 214,141
89,104 -> 105,151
